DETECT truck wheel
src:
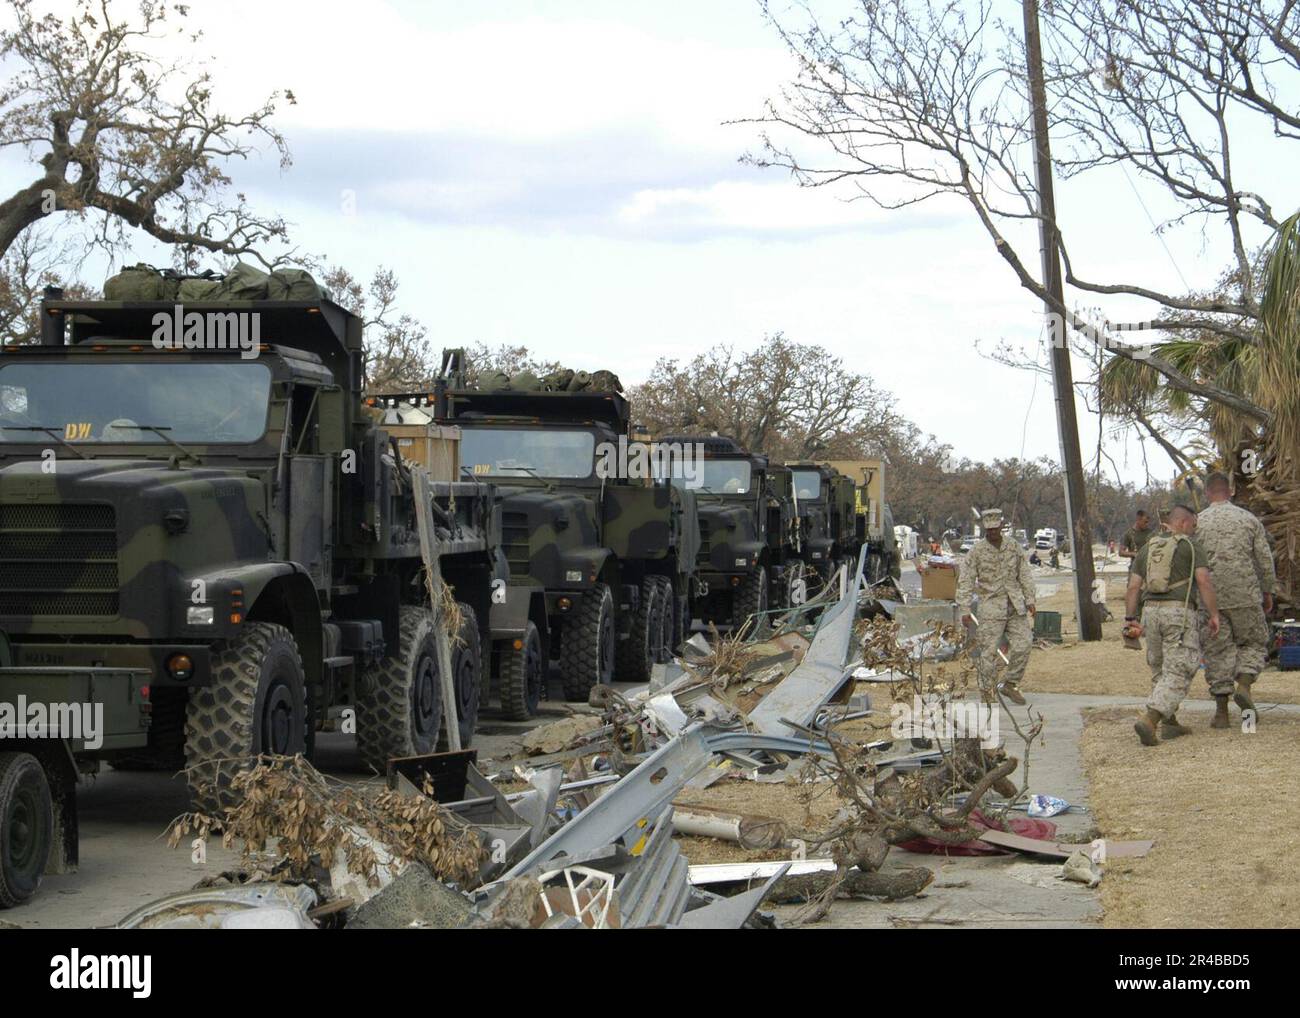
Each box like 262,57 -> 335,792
561,583 -> 615,700
185,622 -> 309,813
732,566 -> 768,635
439,603 -> 481,750
616,578 -> 663,681
651,577 -> 674,662
499,620 -> 546,720
356,606 -> 442,774
0,752 -> 53,908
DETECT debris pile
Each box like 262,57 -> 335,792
153,556 -> 1150,929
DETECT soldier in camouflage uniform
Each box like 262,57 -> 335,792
1124,504 -> 1220,746
957,508 -> 1035,706
1196,472 -> 1277,728
1119,509 -> 1154,569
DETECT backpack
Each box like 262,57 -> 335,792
1144,534 -> 1190,595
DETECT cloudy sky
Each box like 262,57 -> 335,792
5,0 -> 1292,486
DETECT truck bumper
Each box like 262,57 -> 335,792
0,667 -> 151,754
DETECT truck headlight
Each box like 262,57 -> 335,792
187,606 -> 215,625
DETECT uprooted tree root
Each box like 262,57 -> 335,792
168,755 -> 485,891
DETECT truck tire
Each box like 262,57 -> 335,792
651,576 -> 674,662
185,622 -> 309,814
616,578 -> 663,681
0,752 -> 53,908
356,606 -> 443,774
560,583 -> 615,700
110,686 -> 187,772
499,620 -> 546,720
732,565 -> 768,635
439,603 -> 481,750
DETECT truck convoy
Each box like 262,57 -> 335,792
421,355 -> 700,713
0,277 -> 899,908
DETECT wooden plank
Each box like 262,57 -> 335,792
978,830 -> 1153,859
412,467 -> 461,752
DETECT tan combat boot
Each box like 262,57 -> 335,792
1160,715 -> 1192,739
1211,695 -> 1230,729
1233,676 -> 1255,714
998,682 -> 1027,706
1134,708 -> 1163,746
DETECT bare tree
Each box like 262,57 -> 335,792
0,226 -> 96,343
629,333 -> 904,458
744,0 -> 1297,423
0,0 -> 293,269
323,266 -> 436,393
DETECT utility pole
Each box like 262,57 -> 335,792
1022,0 -> 1101,640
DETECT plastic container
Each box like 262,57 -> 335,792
1033,609 -> 1063,643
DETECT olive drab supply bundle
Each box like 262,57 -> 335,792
477,365 -> 624,394
102,262 -> 326,302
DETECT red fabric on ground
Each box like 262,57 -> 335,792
896,808 -> 1057,856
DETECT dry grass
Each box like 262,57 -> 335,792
1021,568 -> 1300,704
1080,705 -> 1300,927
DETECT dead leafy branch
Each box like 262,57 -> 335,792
782,615 -> 1044,922
684,623 -> 759,693
168,755 -> 484,890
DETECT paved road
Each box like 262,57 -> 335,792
6,674 -> 622,929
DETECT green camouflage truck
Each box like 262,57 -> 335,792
786,462 -> 863,590
0,286 -> 527,906
431,371 -> 700,713
658,435 -> 798,631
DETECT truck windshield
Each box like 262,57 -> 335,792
661,459 -> 751,495
460,427 -> 596,479
791,469 -> 822,500
0,361 -> 272,444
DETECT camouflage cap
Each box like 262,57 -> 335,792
981,508 -> 1004,529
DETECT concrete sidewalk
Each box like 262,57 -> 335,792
771,691 -> 1157,929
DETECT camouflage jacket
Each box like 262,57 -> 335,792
1196,500 -> 1276,609
956,538 -> 1036,617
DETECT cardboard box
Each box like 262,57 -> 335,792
920,563 -> 958,601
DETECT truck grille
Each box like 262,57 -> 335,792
0,503 -> 119,616
501,511 -> 532,578
697,519 -> 711,560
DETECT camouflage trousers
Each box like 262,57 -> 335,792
1143,602 -> 1200,719
974,611 -> 1032,691
1199,605 -> 1269,696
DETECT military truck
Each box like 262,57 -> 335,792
826,457 -> 900,585
658,435 -> 797,631
785,462 -> 863,591
0,284 -> 531,906
426,362 -> 699,712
